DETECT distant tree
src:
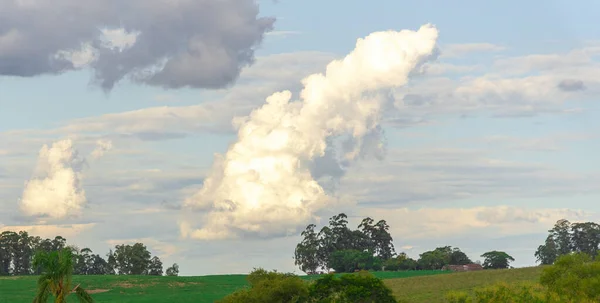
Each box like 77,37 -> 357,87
88,254 -> 113,275
0,231 -> 19,275
13,231 -> 34,275
359,218 -> 395,260
383,252 -> 418,271
0,231 -> 170,277
293,213 -> 396,274
449,247 -> 472,265
570,222 -> 600,258
166,263 -> 179,276
417,246 -> 471,270
481,251 -> 514,269
146,256 -> 163,276
550,219 -> 572,256
535,234 -> 559,265
534,219 -> 600,265
106,249 -> 117,274
32,248 -> 94,303
328,213 -> 354,252
418,249 -> 448,270
294,224 -> 321,274
73,248 -> 93,275
112,243 -> 152,275
329,249 -> 381,273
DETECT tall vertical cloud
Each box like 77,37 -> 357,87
0,0 -> 274,90
19,138 -> 111,219
181,24 -> 440,240
19,139 -> 86,219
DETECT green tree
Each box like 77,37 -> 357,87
14,231 -> 34,275
217,268 -> 309,303
146,256 -> 163,276
535,234 -> 559,265
0,231 -> 19,275
32,248 -> 94,303
328,213 -> 354,252
112,243 -> 152,275
383,252 -> 418,271
449,247 -> 472,265
329,249 -> 380,273
166,263 -> 179,276
418,246 -> 461,269
570,222 -> 600,258
294,224 -> 321,274
295,214 -> 398,273
550,219 -> 572,256
481,251 -> 514,269
360,219 -> 395,260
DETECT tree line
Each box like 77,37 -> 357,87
535,218 -> 600,264
0,230 -> 179,276
294,213 -> 515,274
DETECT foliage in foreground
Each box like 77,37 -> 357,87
32,248 -> 94,303
445,253 -> 600,303
217,268 -> 397,303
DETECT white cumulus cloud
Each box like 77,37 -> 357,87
91,139 -> 113,159
181,24 -> 440,240
19,139 -> 87,219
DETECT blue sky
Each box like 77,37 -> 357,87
1,0 -> 599,275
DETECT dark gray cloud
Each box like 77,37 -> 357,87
0,0 -> 274,90
557,79 -> 586,92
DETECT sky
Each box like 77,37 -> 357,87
1,0 -> 599,276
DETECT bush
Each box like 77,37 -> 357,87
218,268 -> 309,303
309,270 -> 397,303
329,249 -> 380,273
540,253 -> 600,302
444,253 -> 600,303
384,256 -> 418,271
219,269 -> 398,303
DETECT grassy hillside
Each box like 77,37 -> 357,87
385,266 -> 546,303
0,270 -> 446,303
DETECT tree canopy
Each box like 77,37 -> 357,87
480,251 -> 514,269
535,219 -> 600,265
294,213 -> 396,273
0,230 -> 167,277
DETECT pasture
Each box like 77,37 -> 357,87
386,266 -> 545,303
0,270 -> 448,302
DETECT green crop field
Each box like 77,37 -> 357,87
0,270 -> 448,303
385,266 -> 546,303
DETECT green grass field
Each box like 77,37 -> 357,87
0,270 -> 448,302
385,266 -> 546,303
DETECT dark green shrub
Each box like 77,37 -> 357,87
445,282 -> 556,303
445,253 -> 600,303
329,249 -> 380,273
540,253 -> 600,302
309,270 -> 397,303
218,268 -> 309,303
